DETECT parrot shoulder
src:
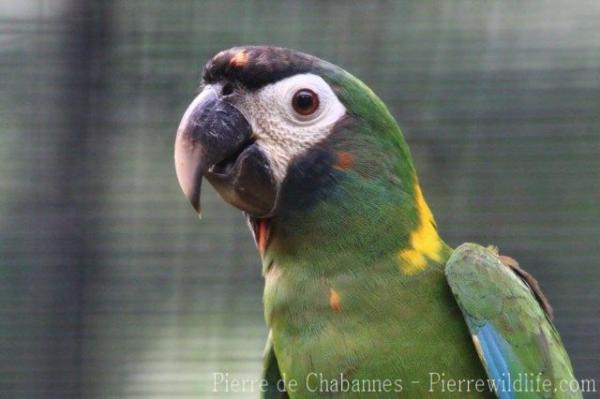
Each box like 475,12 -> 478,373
445,243 -> 581,399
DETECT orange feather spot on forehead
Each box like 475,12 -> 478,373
329,288 -> 342,312
334,151 -> 354,170
229,50 -> 249,67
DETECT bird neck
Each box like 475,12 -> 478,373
257,170 -> 450,277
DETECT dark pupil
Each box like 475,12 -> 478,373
295,92 -> 314,110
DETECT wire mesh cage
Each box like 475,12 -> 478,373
0,1 -> 599,398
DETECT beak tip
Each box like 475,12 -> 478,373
192,200 -> 202,218
189,191 -> 203,217
175,144 -> 206,218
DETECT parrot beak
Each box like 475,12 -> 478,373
174,86 -> 278,217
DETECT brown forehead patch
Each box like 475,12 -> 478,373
203,46 -> 321,90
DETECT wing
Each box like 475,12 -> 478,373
261,330 -> 288,399
445,243 -> 581,399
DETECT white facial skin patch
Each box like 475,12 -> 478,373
234,73 -> 347,182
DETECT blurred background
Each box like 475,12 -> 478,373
1,1 -> 599,398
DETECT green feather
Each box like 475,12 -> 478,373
446,244 -> 581,399
254,53 -> 578,399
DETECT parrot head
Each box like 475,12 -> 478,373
175,46 -> 436,261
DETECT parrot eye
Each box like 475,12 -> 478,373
291,89 -> 320,116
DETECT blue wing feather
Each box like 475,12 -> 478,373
477,323 -> 515,399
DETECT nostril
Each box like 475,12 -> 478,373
221,83 -> 234,96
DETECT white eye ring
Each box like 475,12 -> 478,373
253,73 -> 345,128
282,79 -> 332,125
286,86 -> 327,125
291,88 -> 320,118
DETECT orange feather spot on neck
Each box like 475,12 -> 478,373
334,151 -> 354,170
329,288 -> 342,312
